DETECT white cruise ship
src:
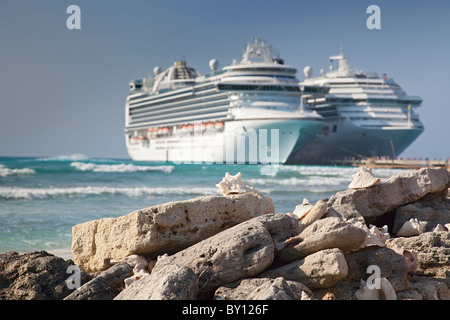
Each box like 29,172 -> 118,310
287,51 -> 424,164
125,38 -> 325,164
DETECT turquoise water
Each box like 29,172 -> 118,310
0,155 -> 404,258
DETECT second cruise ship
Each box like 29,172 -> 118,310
287,51 -> 424,164
125,38 -> 326,164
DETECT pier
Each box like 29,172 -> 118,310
328,157 -> 450,170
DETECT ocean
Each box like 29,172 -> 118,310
0,155 -> 405,259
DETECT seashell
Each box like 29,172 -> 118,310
355,278 -> 397,300
322,292 -> 336,300
390,244 -> 419,274
355,280 -> 379,300
215,172 -> 258,196
124,269 -> 150,287
433,224 -> 446,232
291,198 -> 313,220
348,167 -> 381,189
397,218 -> 427,237
122,254 -> 149,273
364,224 -> 390,247
346,219 -> 389,249
445,224 -> 450,231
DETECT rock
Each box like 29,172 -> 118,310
327,167 -> 450,223
393,192 -> 450,235
0,251 -> 89,300
403,276 -> 450,300
277,217 -> 366,263
262,248 -> 348,290
114,265 -> 197,300
214,277 -> 313,300
151,214 -> 299,293
64,262 -> 133,300
312,247 -> 409,300
71,192 -> 275,272
344,247 -> 409,292
387,232 -> 450,277
298,199 -> 328,233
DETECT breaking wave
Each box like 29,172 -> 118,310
0,186 -> 215,200
0,164 -> 35,177
70,162 -> 175,173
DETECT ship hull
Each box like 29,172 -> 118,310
286,118 -> 424,164
126,118 -> 323,164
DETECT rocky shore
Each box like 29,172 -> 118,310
1,167 -> 449,300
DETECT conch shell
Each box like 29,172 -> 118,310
348,167 -> 381,189
397,218 -> 427,237
216,172 -> 258,196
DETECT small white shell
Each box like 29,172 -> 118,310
348,167 -> 381,189
433,224 -> 446,232
397,218 -> 427,237
122,254 -> 149,273
124,269 -> 150,287
347,220 -> 390,249
355,278 -> 397,300
291,198 -> 313,220
215,172 -> 258,196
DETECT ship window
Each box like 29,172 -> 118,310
332,125 -> 338,133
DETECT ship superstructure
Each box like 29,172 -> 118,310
125,38 -> 326,164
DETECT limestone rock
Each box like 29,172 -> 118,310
344,247 -> 409,292
71,192 -> 275,272
312,247 -> 409,300
215,277 -> 313,300
64,262 -> 133,300
393,192 -> 450,235
0,251 -> 89,300
277,217 -> 366,263
298,199 -> 328,233
262,248 -> 348,289
387,232 -> 450,277
405,276 -> 450,300
152,214 -> 299,293
327,167 -> 450,223
114,265 -> 197,300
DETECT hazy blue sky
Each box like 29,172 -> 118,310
0,0 -> 449,159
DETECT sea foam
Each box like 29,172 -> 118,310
0,186 -> 214,200
0,164 -> 35,177
70,162 -> 174,173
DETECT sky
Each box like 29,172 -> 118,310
0,0 -> 449,160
